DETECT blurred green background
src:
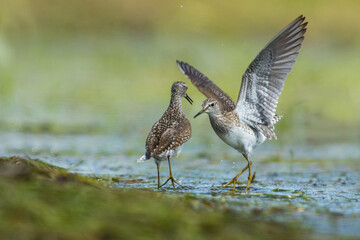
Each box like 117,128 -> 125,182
0,0 -> 359,145
1,3 -> 359,239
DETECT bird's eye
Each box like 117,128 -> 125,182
210,103 -> 215,107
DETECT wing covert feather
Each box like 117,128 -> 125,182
177,60 -> 236,112
236,15 -> 307,132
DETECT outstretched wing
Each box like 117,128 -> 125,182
177,60 -> 236,112
236,15 -> 307,136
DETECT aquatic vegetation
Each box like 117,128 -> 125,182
0,156 -> 309,240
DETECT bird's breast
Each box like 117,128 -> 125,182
209,115 -> 258,154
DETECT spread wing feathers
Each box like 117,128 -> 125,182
236,15 -> 307,139
177,60 -> 236,112
145,120 -> 191,158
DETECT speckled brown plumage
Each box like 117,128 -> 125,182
138,81 -> 192,189
145,83 -> 192,159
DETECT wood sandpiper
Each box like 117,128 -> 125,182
177,15 -> 307,190
138,81 -> 193,189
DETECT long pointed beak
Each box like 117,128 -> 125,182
185,94 -> 193,105
194,109 -> 205,118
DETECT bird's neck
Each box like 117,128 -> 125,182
168,94 -> 183,113
208,113 -> 229,135
206,110 -> 223,119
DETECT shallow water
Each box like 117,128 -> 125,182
1,131 -> 359,238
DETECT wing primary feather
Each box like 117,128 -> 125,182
236,15 -> 307,139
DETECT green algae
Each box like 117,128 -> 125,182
0,156 -> 310,240
272,188 -> 291,192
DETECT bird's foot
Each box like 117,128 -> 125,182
220,177 -> 240,189
159,176 -> 184,189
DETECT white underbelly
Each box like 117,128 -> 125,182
218,126 -> 261,155
154,145 -> 183,162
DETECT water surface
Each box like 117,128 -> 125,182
1,131 -> 359,238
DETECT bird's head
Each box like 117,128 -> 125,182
194,98 -> 220,118
171,81 -> 193,104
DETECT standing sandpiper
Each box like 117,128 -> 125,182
177,15 -> 307,190
138,81 -> 193,189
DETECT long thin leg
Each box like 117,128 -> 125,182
159,156 -> 184,189
168,155 -> 175,188
156,162 -> 160,189
243,154 -> 252,191
220,162 -> 251,189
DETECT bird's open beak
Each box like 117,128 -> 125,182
185,94 -> 193,105
194,109 -> 206,118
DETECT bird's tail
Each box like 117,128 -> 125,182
137,154 -> 150,162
